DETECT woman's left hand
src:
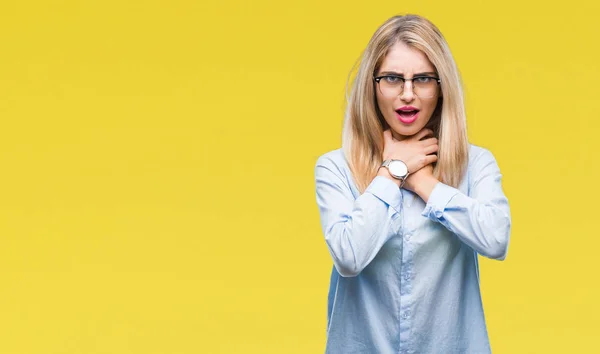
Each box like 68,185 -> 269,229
403,163 -> 439,202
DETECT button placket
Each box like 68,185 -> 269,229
399,194 -> 414,352
399,228 -> 413,349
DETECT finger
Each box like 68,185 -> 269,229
424,154 -> 438,166
414,128 -> 434,141
420,137 -> 438,146
424,144 -> 439,155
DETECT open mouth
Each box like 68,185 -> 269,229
395,109 -> 420,123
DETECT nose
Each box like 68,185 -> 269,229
399,81 -> 415,102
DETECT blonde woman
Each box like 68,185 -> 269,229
314,14 -> 511,354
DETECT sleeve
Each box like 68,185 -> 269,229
315,155 -> 404,277
420,148 -> 511,260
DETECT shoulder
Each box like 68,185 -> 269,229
468,143 -> 489,161
315,148 -> 348,171
468,143 -> 497,162
314,148 -> 354,184
467,143 -> 502,174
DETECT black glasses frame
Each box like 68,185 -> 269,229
373,75 -> 441,86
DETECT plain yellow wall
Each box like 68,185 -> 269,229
0,0 -> 598,353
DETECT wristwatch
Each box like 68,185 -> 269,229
380,159 -> 409,187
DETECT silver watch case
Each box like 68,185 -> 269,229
381,159 -> 409,180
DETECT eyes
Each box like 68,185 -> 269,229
382,76 -> 436,84
374,74 -> 441,98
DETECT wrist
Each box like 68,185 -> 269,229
377,167 -> 401,187
415,176 -> 439,199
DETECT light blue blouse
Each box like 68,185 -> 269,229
314,144 -> 511,354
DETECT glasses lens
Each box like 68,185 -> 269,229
413,78 -> 438,98
378,77 -> 438,98
378,77 -> 403,97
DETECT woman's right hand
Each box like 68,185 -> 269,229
382,128 -> 438,174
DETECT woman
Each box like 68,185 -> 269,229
314,14 -> 511,354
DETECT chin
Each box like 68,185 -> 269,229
394,123 -> 426,137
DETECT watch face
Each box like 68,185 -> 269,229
389,160 -> 408,178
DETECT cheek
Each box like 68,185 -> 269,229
421,99 -> 439,117
376,93 -> 393,114
375,91 -> 383,108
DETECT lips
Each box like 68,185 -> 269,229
395,108 -> 420,124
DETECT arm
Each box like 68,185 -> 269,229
315,155 -> 404,277
417,149 -> 511,260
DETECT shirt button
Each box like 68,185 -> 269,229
402,311 -> 410,319
404,273 -> 410,281
405,233 -> 411,241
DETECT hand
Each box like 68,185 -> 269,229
382,128 -> 438,175
403,163 -> 437,195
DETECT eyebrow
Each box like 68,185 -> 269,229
378,71 -> 438,77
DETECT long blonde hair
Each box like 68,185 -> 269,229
342,14 -> 469,193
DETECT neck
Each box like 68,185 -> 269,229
391,131 -> 409,141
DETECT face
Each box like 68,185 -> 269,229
375,41 -> 441,140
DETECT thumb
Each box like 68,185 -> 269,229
383,129 -> 393,143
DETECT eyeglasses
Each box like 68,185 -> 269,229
373,75 -> 441,99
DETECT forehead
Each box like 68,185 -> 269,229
379,41 -> 435,74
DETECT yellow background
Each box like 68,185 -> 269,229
0,0 -> 598,353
